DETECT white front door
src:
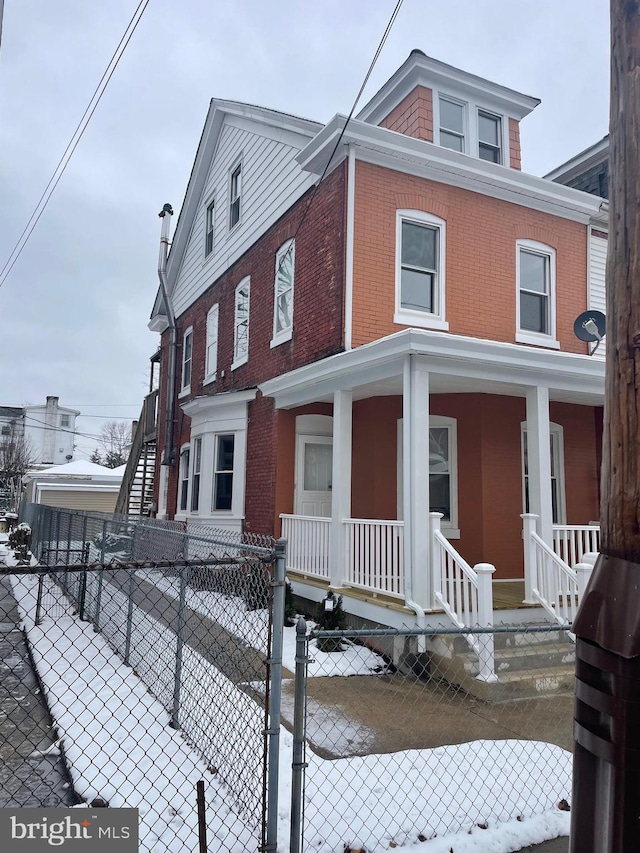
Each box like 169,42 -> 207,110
295,435 -> 333,517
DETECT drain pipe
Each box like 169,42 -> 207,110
157,203 -> 177,467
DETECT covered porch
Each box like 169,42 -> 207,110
261,329 -> 605,639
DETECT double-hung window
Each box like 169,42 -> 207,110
232,278 -> 250,368
478,110 -> 502,163
181,328 -> 193,392
229,162 -> 242,229
395,210 -> 448,330
213,434 -> 235,511
271,240 -> 295,346
60,415 -> 70,428
516,240 -> 558,347
204,304 -> 219,383
179,446 -> 190,512
205,199 -> 215,256
439,97 -> 465,152
190,437 -> 202,512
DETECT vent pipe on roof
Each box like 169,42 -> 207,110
157,203 -> 177,467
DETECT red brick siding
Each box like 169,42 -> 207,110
379,86 -> 434,142
352,160 -> 588,352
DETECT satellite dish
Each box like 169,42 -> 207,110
574,310 -> 606,342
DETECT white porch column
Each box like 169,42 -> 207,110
330,390 -> 352,588
525,386 -> 553,546
402,356 -> 430,610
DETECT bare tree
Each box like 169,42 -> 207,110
0,424 -> 36,510
99,420 -> 132,469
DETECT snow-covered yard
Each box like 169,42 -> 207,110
9,571 -> 571,852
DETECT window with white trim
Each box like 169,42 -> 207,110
271,240 -> 295,346
396,415 -> 459,537
212,434 -> 235,511
181,327 -> 193,391
478,110 -> 501,164
179,445 -> 190,512
204,304 -> 219,382
395,210 -> 448,330
521,423 -> 566,524
232,278 -> 250,368
60,414 -> 70,428
229,161 -> 242,229
516,240 -> 557,346
205,199 -> 215,256
190,437 -> 202,512
439,97 -> 465,152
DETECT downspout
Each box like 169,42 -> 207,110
344,144 -> 356,351
157,203 -> 177,467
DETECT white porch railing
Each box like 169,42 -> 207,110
280,514 -> 330,579
430,514 -> 497,682
343,519 -> 404,597
553,524 -> 600,568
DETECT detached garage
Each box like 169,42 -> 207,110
24,461 -> 124,513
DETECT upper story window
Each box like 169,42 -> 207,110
232,277 -> 250,369
478,110 -> 501,164
205,199 -> 215,256
204,304 -> 219,383
516,240 -> 558,348
439,97 -> 465,153
271,240 -> 295,347
190,437 -> 202,512
60,415 -> 70,428
394,210 -> 448,331
181,327 -> 193,392
229,161 -> 242,230
179,445 -> 190,512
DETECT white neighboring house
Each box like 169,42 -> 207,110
23,460 -> 124,513
1,396 -> 80,468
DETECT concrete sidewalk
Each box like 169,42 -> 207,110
0,575 -> 76,807
523,839 -> 569,852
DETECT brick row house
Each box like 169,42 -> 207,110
148,51 -> 607,651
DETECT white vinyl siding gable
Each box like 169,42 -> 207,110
588,227 -> 607,360
271,239 -> 295,347
170,118 -> 316,320
204,304 -> 219,383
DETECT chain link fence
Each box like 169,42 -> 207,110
288,621 -> 574,853
3,504 -> 285,853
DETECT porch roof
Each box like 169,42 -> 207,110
259,329 -> 605,409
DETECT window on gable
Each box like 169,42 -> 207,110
205,199 -> 215,256
395,211 -> 448,330
60,415 -> 70,428
205,304 -> 219,382
439,97 -> 465,152
478,110 -> 502,164
521,424 -> 566,524
190,437 -> 202,512
271,240 -> 295,346
213,433 -> 234,511
179,446 -> 190,512
229,162 -> 242,229
232,278 -> 250,368
181,328 -> 193,391
516,241 -> 557,346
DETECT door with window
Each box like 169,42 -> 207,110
294,435 -> 333,517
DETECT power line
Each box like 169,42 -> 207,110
0,0 -> 151,290
21,413 -> 112,443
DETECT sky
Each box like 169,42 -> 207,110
0,0 -> 610,459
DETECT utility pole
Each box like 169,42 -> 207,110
570,2 -> 640,851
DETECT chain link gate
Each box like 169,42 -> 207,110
289,621 -> 575,852
1,504 -> 286,853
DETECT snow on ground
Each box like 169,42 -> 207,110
10,571 -> 571,852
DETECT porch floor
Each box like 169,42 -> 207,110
492,580 -> 538,610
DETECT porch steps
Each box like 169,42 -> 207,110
427,625 -> 576,701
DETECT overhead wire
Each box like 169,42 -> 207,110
0,0 -> 151,290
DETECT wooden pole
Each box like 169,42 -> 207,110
602,0 -> 640,560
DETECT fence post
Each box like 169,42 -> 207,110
576,552 -> 597,602
94,520 -> 108,630
35,574 -> 45,626
290,616 -> 308,853
124,569 -> 136,666
428,512 -> 443,610
170,565 -> 187,729
265,539 -> 286,853
475,562 -> 497,682
78,516 -> 88,620
521,513 -> 539,604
